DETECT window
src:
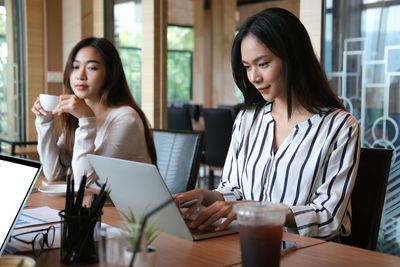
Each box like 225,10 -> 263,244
0,0 -> 25,144
323,0 -> 400,256
112,0 -> 194,107
113,0 -> 142,105
167,25 -> 193,105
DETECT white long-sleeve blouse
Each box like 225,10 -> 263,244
215,102 -> 360,238
35,105 -> 152,185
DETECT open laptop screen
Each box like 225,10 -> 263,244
0,154 -> 42,255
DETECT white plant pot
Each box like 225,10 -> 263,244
123,246 -> 157,267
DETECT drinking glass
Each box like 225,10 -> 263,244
234,201 -> 289,267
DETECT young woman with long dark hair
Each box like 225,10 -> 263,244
32,37 -> 156,185
174,8 -> 360,239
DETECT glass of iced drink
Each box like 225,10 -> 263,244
233,201 -> 289,267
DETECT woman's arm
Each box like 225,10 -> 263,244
288,113 -> 360,238
35,115 -> 70,181
214,110 -> 246,201
173,111 -> 248,231
72,107 -> 151,185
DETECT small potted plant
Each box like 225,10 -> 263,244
122,209 -> 159,266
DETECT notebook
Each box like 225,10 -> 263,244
87,154 -> 238,241
0,154 -> 42,255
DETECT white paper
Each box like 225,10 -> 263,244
15,207 -> 61,229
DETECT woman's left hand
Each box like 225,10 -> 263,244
52,94 -> 95,118
188,200 -> 237,231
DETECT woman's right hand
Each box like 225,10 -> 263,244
52,94 -> 94,118
173,189 -> 235,231
32,97 -> 51,116
173,189 -> 207,217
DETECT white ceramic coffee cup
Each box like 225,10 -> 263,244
39,94 -> 59,111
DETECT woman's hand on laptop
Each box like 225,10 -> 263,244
173,189 -> 236,231
189,201 -> 236,231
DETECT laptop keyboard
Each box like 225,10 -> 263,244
184,218 -> 217,234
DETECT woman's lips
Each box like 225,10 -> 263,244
75,84 -> 87,90
257,85 -> 271,93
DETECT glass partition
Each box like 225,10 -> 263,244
0,0 -> 25,144
323,0 -> 400,255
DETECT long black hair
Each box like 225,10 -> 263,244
61,37 -> 157,164
231,8 -> 344,117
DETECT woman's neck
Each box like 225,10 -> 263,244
271,97 -> 311,121
86,99 -> 112,129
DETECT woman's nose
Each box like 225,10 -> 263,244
76,68 -> 86,80
249,68 -> 262,84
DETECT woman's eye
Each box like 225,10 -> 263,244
244,65 -> 251,71
72,65 -> 79,70
259,62 -> 269,68
88,66 -> 98,71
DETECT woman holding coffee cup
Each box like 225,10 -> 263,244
32,37 -> 156,185
174,8 -> 360,239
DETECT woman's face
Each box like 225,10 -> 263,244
241,34 -> 286,102
69,46 -> 106,102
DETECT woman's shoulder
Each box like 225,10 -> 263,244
111,105 -> 136,114
323,108 -> 359,128
108,106 -> 141,122
238,101 -> 271,118
232,102 -> 271,134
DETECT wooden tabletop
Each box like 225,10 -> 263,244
20,178 -> 400,267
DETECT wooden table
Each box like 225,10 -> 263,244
22,179 -> 400,267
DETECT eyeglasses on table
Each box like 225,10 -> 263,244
10,225 -> 55,257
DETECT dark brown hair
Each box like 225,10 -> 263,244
231,8 -> 345,117
61,37 -> 157,164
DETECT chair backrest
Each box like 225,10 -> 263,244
152,129 -> 204,194
217,104 -> 242,120
167,106 -> 193,131
202,108 -> 234,167
341,147 -> 393,250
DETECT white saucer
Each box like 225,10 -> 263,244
0,255 -> 36,267
38,184 -> 79,197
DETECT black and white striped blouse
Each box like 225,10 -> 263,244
215,102 -> 360,238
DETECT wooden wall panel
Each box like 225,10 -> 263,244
237,0 -> 300,27
25,0 -> 44,141
299,0 -> 323,60
44,0 -> 63,95
93,0 -> 104,37
141,0 -> 167,129
62,0 -> 82,67
168,0 -> 193,26
193,0 -> 211,106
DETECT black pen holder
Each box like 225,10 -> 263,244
59,210 -> 101,265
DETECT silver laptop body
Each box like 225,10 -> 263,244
87,154 -> 237,241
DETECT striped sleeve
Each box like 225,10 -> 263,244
215,110 -> 246,202
289,113 -> 360,238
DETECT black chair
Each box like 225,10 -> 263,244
202,108 -> 234,189
167,106 -> 193,131
217,104 -> 242,120
341,147 -> 393,250
152,129 -> 204,194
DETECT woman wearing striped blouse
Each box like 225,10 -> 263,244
174,8 -> 360,239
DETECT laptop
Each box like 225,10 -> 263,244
88,154 -> 238,241
0,154 -> 42,255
